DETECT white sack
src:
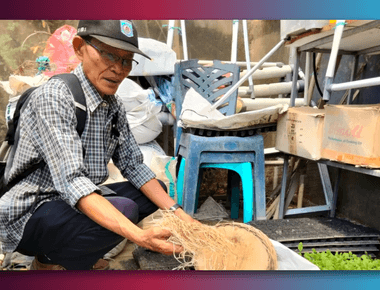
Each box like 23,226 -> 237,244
0,81 -> 13,96
179,88 -> 288,130
271,239 -> 320,270
117,78 -> 151,111
8,74 -> 48,96
139,140 -> 166,167
127,100 -> 162,144
129,38 -> 177,76
116,78 -> 163,144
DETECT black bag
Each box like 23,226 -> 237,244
0,73 -> 87,198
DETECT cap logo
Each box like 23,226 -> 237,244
120,21 -> 133,37
78,27 -> 87,33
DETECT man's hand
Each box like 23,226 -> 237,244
136,227 -> 183,255
174,208 -> 201,225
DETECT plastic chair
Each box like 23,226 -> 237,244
174,59 -> 266,222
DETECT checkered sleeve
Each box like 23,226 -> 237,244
111,98 -> 156,189
25,79 -> 99,208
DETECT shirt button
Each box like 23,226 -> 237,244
102,102 -> 108,107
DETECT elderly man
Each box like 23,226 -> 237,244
0,20 -> 195,270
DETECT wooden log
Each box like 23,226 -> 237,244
238,82 -> 303,98
240,97 -> 304,111
266,195 -> 280,219
240,65 -> 293,80
273,166 -> 279,191
284,171 -> 301,213
268,182 -> 282,200
297,174 -> 306,208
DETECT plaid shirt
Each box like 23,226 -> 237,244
0,64 -> 155,254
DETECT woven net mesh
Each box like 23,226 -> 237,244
155,210 -> 278,270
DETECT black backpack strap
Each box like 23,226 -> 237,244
51,73 -> 87,137
4,74 -> 87,192
5,87 -> 39,145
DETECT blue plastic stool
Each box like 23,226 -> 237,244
177,158 -> 254,223
176,133 -> 266,222
173,59 -> 267,222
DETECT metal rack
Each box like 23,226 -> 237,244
278,20 -> 380,219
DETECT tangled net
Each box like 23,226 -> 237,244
154,210 -> 278,270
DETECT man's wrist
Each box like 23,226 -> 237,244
169,203 -> 182,212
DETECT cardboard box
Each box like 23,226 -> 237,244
275,107 -> 325,160
322,104 -> 380,168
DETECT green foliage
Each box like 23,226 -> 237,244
298,242 -> 380,270
0,33 -> 28,70
7,22 -> 20,32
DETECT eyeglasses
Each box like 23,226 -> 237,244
85,40 -> 139,68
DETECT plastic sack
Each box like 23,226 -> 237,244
116,78 -> 150,111
271,239 -> 320,270
5,96 -> 20,124
117,78 -> 162,144
8,74 -> 48,96
180,87 -> 287,130
43,25 -> 81,77
102,140 -> 166,186
127,101 -> 162,144
0,81 -> 13,96
129,38 -> 177,76
140,141 -> 177,198
139,140 -> 166,167
5,75 -> 49,124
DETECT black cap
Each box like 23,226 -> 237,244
77,20 -> 150,59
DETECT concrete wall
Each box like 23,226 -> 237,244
135,20 -> 289,68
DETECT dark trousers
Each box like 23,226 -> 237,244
16,181 -> 164,270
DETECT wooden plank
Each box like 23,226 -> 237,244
298,20 -> 380,52
287,20 -> 380,54
318,29 -> 380,51
285,20 -> 362,47
286,20 -> 371,48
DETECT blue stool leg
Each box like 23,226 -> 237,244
177,157 -> 202,212
240,163 -> 254,223
253,136 -> 266,220
228,170 -> 240,220
176,158 -> 186,206
182,151 -> 202,215
194,168 -> 203,213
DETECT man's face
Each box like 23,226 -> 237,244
76,37 -> 135,97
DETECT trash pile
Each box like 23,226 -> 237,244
0,26 -> 319,272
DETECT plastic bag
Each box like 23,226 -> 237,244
150,153 -> 177,199
43,25 -> 80,76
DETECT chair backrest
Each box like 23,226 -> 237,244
173,59 -> 240,154
174,59 -> 240,119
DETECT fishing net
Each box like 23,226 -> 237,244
155,210 -> 278,270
